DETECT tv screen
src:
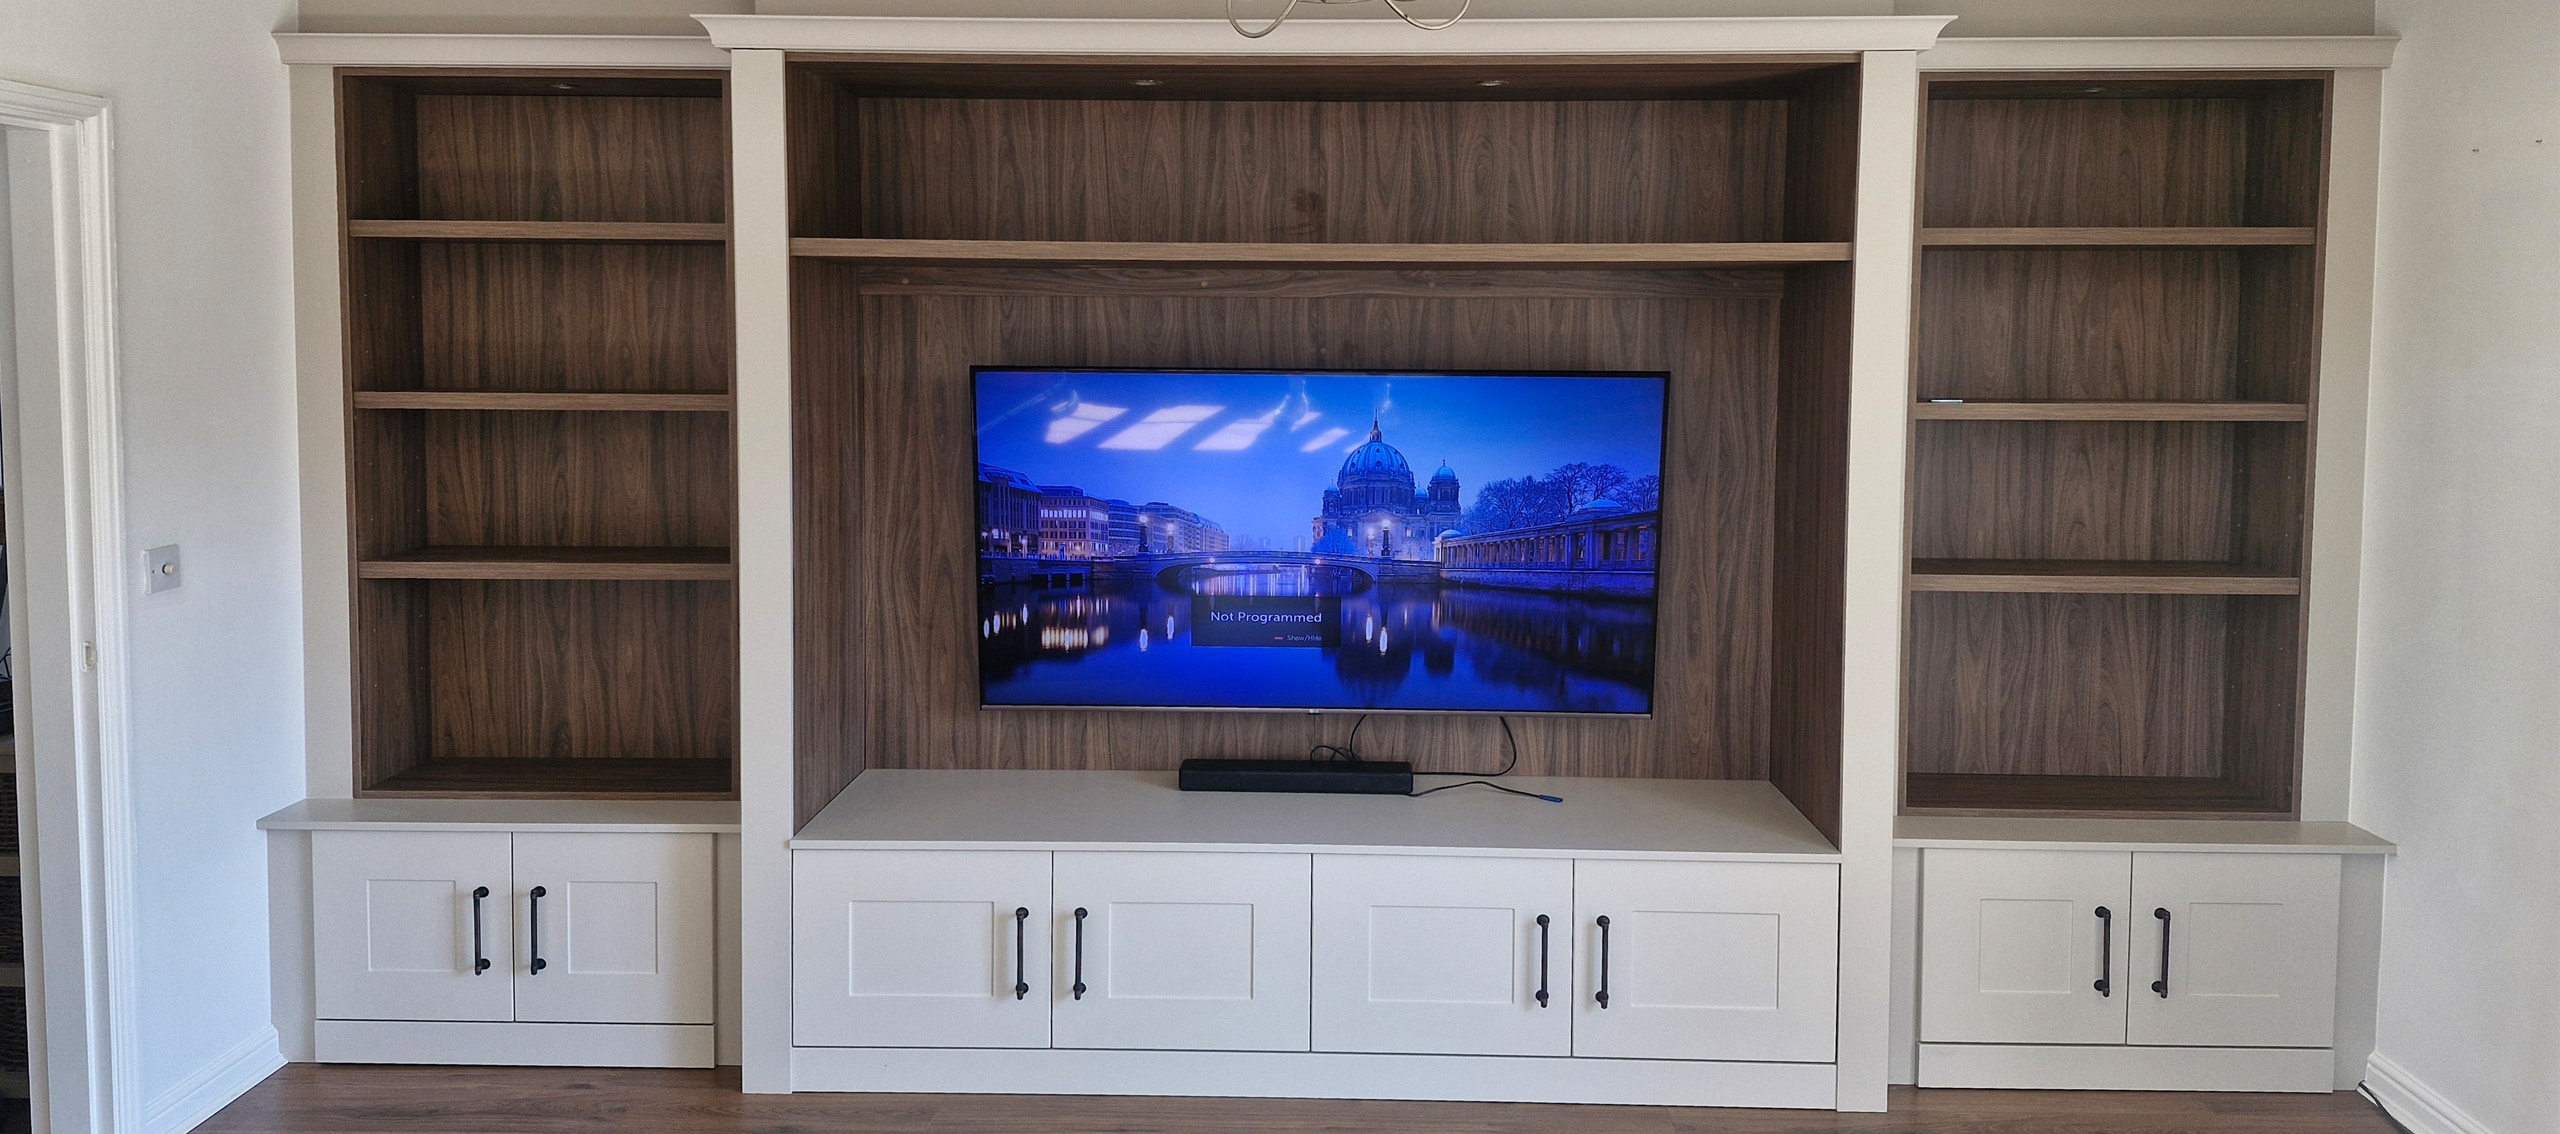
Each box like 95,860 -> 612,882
974,368 -> 1666,715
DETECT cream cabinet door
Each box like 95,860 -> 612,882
511,832 -> 715,1026
1570,859 -> 1839,1062
1920,848 -> 2132,1045
2128,852 -> 2341,1049
1051,851 -> 1311,1052
1311,854 -> 1572,1057
793,850 -> 1053,1048
312,830 -> 515,1022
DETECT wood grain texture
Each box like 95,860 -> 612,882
1906,592 -> 2234,780
842,97 -> 1790,244
1769,263 -> 1854,846
799,56 -> 1856,102
411,242 -> 732,393
407,89 -> 726,223
1904,773 -> 2284,816
421,580 -> 736,766
353,580 -> 432,792
1920,82 -> 2324,229
422,411 -> 732,549
196,1065 -> 2404,1134
364,757 -> 734,799
790,238 -> 1854,268
354,391 -> 730,412
1908,560 -> 2300,596
798,267 -> 1777,796
1913,421 -> 2250,565
1911,401 -> 2307,422
855,266 -> 1783,300
359,547 -> 733,581
1915,248 -> 2251,402
793,261 -> 869,827
351,219 -> 728,242
1918,227 -> 2314,247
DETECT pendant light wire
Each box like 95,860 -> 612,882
1228,0 -> 1475,39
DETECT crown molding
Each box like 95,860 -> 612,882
273,32 -> 727,68
1922,35 -> 2399,72
694,13 -> 1954,55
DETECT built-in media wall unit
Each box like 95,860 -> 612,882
261,15 -> 2400,1111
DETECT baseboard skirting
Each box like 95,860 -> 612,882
790,1046 -> 1838,1108
142,1026 -> 287,1134
2364,1051 -> 2503,1134
315,1020 -> 715,1069
1916,1042 -> 2334,1093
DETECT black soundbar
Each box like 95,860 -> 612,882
1178,758 -> 1414,795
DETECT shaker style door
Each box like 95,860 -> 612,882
1051,851 -> 1312,1052
312,830 -> 515,1023
511,832 -> 715,1026
2127,852 -> 2341,1048
792,850 -> 1053,1048
1311,854 -> 1572,1057
1570,859 -> 1839,1062
1919,848 -> 2133,1045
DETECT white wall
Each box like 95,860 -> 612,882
0,0 -> 308,1124
2355,2 -> 2560,1132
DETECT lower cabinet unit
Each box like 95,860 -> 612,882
307,827 -> 717,1067
1571,859 -> 1839,1063
1917,847 -> 2345,1092
792,849 -> 1053,1049
1311,855 -> 1571,1057
1053,851 -> 1312,1052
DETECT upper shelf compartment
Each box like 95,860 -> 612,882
1921,76 -> 2327,232
340,72 -> 729,226
789,58 -> 1862,248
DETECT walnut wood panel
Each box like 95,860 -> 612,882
840,97 -> 1790,244
1768,263 -> 1854,845
2220,590 -> 2305,813
1905,592 -> 2243,781
354,391 -> 731,412
799,56 -> 1855,103
1911,400 -> 2308,422
343,238 -> 425,391
1917,227 -> 2315,247
360,547 -> 733,581
407,242 -> 731,393
353,580 -> 432,792
1916,248 -> 2283,402
856,265 -> 1782,300
797,266 -> 1778,806
1904,772 -> 2282,816
1921,83 -> 2323,229
790,238 -> 1852,268
421,580 -> 736,766
1910,421 -> 2295,567
365,757 -> 734,799
338,76 -> 419,224
1908,560 -> 2300,595
793,261 -> 868,827
403,89 -> 726,223
420,411 -> 732,549
349,408 -> 426,561
200,1065 -> 2406,1133
351,220 -> 728,242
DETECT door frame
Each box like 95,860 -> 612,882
0,75 -> 140,1134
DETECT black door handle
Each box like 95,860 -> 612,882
2152,907 -> 2173,997
1072,907 -> 1089,1001
528,886 -> 548,975
1595,915 -> 1611,1009
1535,914 -> 1551,1007
470,886 -> 491,975
1013,907 -> 1031,1000
2093,906 -> 2111,997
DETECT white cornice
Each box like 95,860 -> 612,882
1922,35 -> 2399,72
693,14 -> 1954,56
273,33 -> 728,68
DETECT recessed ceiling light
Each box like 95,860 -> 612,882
1479,79 -> 1508,87
551,83 -> 577,91
1132,79 -> 1163,87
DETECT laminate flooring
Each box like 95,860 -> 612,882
196,1065 -> 2408,1134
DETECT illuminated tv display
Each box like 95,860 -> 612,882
973,368 -> 1666,715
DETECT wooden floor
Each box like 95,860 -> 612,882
196,1065 -> 2407,1134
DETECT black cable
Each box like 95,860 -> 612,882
1308,713 -> 1369,763
1408,779 -> 1560,803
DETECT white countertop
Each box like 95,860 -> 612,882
258,797 -> 740,834
794,770 -> 1840,861
1895,815 -> 2393,855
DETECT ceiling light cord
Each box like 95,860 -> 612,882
1227,0 -> 1475,39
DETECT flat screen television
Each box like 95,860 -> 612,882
973,368 -> 1667,715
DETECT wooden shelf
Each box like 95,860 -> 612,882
354,391 -> 731,413
1919,227 -> 2316,248
359,547 -> 733,581
1910,560 -> 2300,595
789,238 -> 1854,269
1906,773 -> 2290,818
1913,400 -> 2309,422
363,758 -> 735,800
348,219 -> 728,243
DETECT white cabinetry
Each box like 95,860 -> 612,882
1054,851 -> 1311,1052
1572,859 -> 1839,1063
1916,845 -> 2347,1092
793,850 -> 1051,1049
1311,855 -> 1571,1057
269,802 -> 736,1070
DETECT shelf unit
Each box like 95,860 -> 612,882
1901,73 -> 2329,817
337,70 -> 738,799
781,56 -> 1867,837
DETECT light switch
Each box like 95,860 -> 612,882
144,544 -> 181,593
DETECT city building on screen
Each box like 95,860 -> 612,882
1309,421 -> 1461,561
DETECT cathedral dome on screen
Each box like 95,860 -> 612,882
1338,421 -> 1411,479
